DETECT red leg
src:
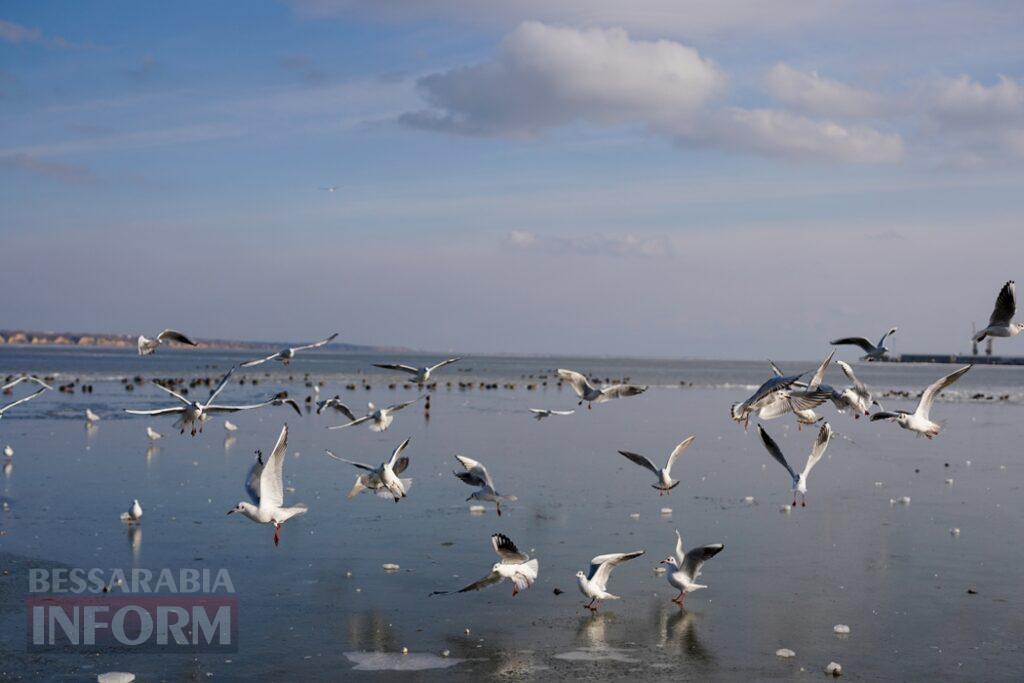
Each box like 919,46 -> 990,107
273,523 -> 281,547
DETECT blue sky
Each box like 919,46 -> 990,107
2,1 -> 1023,359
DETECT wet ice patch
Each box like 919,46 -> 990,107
345,651 -> 467,671
554,647 -> 639,663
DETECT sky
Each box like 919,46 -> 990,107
1,1 -> 1023,359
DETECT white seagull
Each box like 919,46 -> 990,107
731,372 -> 806,430
618,436 -> 695,496
86,408 -> 101,424
224,420 -> 238,432
0,386 -> 47,420
240,333 -> 338,367
228,425 -> 307,546
431,533 -> 539,597
576,550 -> 645,612
757,422 -> 833,507
557,369 -> 647,410
325,438 -> 413,502
315,396 -> 350,415
120,499 -> 143,524
760,351 -> 835,428
326,398 -> 421,433
372,358 -> 461,384
660,530 -> 724,609
832,360 -> 877,417
452,454 -> 518,516
973,281 -> 1022,342
124,368 -> 301,436
830,326 -> 898,361
529,408 -> 575,420
2,375 -> 53,392
137,329 -> 197,356
870,365 -> 972,439
146,426 -> 162,441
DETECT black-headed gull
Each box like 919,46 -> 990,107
576,550 -> 644,611
240,333 -> 338,367
372,358 -> 461,384
760,351 -> 835,428
618,436 -> 695,496
757,422 -> 833,507
731,372 -> 805,430
315,396 -> 350,415
660,530 -> 724,609
557,369 -> 647,409
830,326 -> 898,361
325,438 -> 413,502
327,398 -> 421,433
228,424 -> 307,546
452,454 -> 517,515
870,365 -> 972,438
529,408 -> 575,420
137,329 -> 197,356
973,281 -> 1022,342
431,533 -> 539,597
832,360 -> 877,417
120,499 -> 143,524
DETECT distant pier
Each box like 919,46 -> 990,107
884,354 -> 1024,365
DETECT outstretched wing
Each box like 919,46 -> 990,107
454,454 -> 492,488
0,387 -> 47,415
1,375 -> 53,391
156,329 -> 197,346
431,570 -> 502,595
258,425 -> 289,511
597,384 -> 647,402
557,369 -> 594,399
386,397 -> 421,413
674,529 -> 685,564
240,353 -> 278,368
205,369 -> 235,405
665,436 -> 695,475
829,336 -> 875,353
428,357 -> 461,373
124,406 -> 186,416
869,411 -> 903,422
836,360 -> 867,394
324,450 -> 375,471
245,452 -> 263,504
373,363 -> 419,375
807,350 -> 836,391
587,550 -> 644,591
877,326 -> 898,349
988,281 -> 1016,326
767,360 -> 785,377
293,332 -> 338,352
386,438 -> 411,469
801,422 -> 832,480
327,415 -> 372,430
492,533 -> 529,563
618,450 -> 660,476
757,424 -> 798,486
916,365 -> 971,419
151,380 -> 191,405
681,544 -> 724,581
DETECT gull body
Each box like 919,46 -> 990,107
228,425 -> 307,546
731,372 -> 805,430
832,360 -> 876,417
120,499 -> 143,524
557,368 -> 647,409
86,409 -> 101,424
757,422 -> 833,506
529,408 -> 575,420
760,352 -> 835,428
452,454 -> 517,515
327,398 -> 421,433
146,426 -> 162,441
618,436 -> 695,495
373,358 -> 461,384
576,550 -> 644,611
325,438 -> 413,502
973,281 -> 1022,342
870,365 -> 972,439
830,326 -> 898,361
432,533 -> 539,597
660,530 -> 724,608
240,333 -> 338,367
137,329 -> 197,356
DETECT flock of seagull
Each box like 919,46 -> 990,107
1,280 -> 1020,611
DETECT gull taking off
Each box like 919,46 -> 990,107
757,422 -> 833,507
731,372 -> 805,430
137,329 -> 197,356
228,425 -> 307,546
618,436 -> 695,495
973,281 -> 1022,342
120,499 -> 143,524
372,358 -> 461,384
452,454 -> 517,516
870,365 -> 972,439
557,369 -> 647,409
830,327 -> 898,361
240,333 -> 338,367
325,438 -> 413,502
661,530 -> 724,608
431,533 -> 539,597
576,550 -> 645,611
327,398 -> 421,433
124,368 -> 300,436
529,408 -> 575,420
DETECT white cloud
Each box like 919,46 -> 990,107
927,75 -> 1024,127
506,230 -> 673,258
765,63 -> 883,118
0,19 -> 92,49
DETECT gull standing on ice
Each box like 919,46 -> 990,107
120,499 -> 143,524
137,329 -> 197,356
830,327 -> 898,361
870,365 -> 972,439
618,436 -> 695,496
529,408 -> 575,420
557,369 -> 647,409
325,438 -> 413,502
660,530 -> 724,608
757,422 -> 833,507
431,533 -> 539,597
730,372 -> 806,430
228,425 -> 307,546
372,358 -> 461,385
452,454 -> 517,515
240,333 -> 338,367
327,398 -> 421,433
972,281 -> 1022,342
146,426 -> 162,441
576,550 -> 645,611
86,409 -> 101,424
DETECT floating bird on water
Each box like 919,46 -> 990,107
557,369 -> 647,409
830,327 -> 898,361
529,408 -> 575,420
325,438 -> 413,502
870,365 -> 972,439
240,333 -> 338,367
120,499 -> 143,524
731,372 -> 805,430
431,533 -> 539,597
372,358 -> 461,384
972,281 -> 1022,343
137,329 -> 197,356
228,425 -> 307,546
576,550 -> 645,611
452,454 -> 517,516
660,530 -> 724,609
618,436 -> 695,496
757,422 -> 833,507
327,398 -> 421,433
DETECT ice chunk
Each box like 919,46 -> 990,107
3,445 -> 13,457
780,505 -> 792,513
825,661 -> 842,676
98,674 -> 135,683
469,505 -> 486,514
743,496 -> 755,504
660,507 -> 672,515
775,648 -> 796,658
629,513 -> 640,519
382,563 -> 400,572
833,624 -> 850,634
945,478 -> 954,485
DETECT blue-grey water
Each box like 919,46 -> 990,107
1,347 -> 1022,681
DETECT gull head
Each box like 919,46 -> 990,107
575,570 -> 586,579
228,502 -> 257,518
660,556 -> 680,568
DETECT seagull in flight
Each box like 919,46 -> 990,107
315,396 -> 350,415
618,436 -> 695,496
973,281 -> 1022,342
832,360 -> 878,418
2,375 -> 53,392
576,550 -> 645,612
431,533 -> 539,597
830,327 -> 898,361
137,329 -> 197,356
870,365 -> 972,439
325,438 -> 413,502
529,408 -> 575,420
372,358 -> 461,385
326,398 -> 421,433
319,185 -> 338,193
731,371 -> 806,430
0,385 -> 48,420
124,368 -> 301,436
660,530 -> 724,609
228,425 -> 307,546
757,422 -> 833,507
760,351 -> 835,428
240,333 -> 338,367
452,454 -> 517,516
557,369 -> 647,409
